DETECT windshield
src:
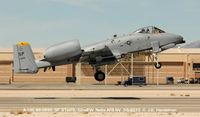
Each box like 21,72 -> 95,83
134,26 -> 165,34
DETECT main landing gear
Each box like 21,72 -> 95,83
94,67 -> 105,81
94,71 -> 105,81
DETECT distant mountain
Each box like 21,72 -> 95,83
181,40 -> 200,48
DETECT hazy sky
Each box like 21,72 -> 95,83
0,0 -> 200,48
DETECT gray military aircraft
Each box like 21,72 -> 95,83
13,26 -> 185,81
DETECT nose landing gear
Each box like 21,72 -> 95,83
152,53 -> 162,69
155,62 -> 161,69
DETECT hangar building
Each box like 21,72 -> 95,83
0,48 -> 200,85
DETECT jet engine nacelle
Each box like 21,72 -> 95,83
44,40 -> 82,62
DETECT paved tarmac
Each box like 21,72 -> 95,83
1,83 -> 200,90
0,97 -> 199,112
0,83 -> 200,114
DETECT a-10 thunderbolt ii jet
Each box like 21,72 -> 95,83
13,26 -> 185,82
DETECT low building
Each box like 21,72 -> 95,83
0,48 -> 200,85
0,48 -> 74,83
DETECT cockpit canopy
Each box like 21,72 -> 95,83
134,26 -> 165,34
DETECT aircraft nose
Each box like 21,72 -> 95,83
177,35 -> 185,44
178,35 -> 183,40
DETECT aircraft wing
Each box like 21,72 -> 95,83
81,46 -> 118,66
106,45 -> 123,59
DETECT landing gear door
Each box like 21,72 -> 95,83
151,41 -> 161,53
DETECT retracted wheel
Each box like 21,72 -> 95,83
155,62 -> 161,69
94,71 -> 105,81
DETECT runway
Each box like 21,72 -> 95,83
0,97 -> 200,112
1,84 -> 200,116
